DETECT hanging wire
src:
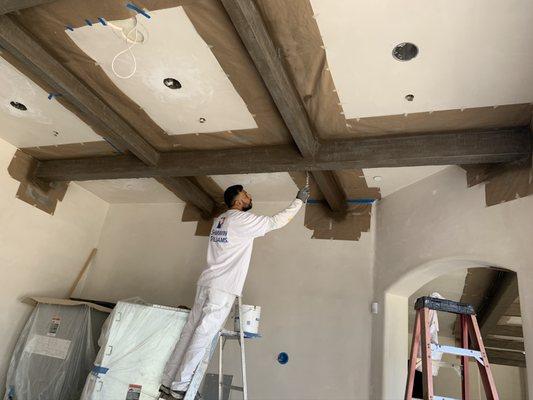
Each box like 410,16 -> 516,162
107,16 -> 144,79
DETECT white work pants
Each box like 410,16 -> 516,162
162,285 -> 236,392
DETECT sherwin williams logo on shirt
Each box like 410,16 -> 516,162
211,217 -> 228,243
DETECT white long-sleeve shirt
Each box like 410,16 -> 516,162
196,199 -> 303,295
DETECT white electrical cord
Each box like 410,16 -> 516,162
107,17 -> 144,79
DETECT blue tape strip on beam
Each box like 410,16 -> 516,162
126,3 -> 151,19
98,17 -> 107,26
307,198 -> 376,205
347,199 -> 376,205
91,365 -> 109,375
85,19 -> 93,26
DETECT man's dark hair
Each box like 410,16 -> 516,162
224,185 -> 243,208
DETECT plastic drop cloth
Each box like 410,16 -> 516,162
3,303 -> 106,400
81,301 -> 189,400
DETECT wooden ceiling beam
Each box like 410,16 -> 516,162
157,177 -> 215,216
0,0 -> 55,15
478,272 -> 520,337
220,0 -> 318,158
490,324 -> 523,338
311,171 -> 347,213
485,338 -> 524,352
487,357 -> 526,368
0,15 -> 159,166
35,128 -> 531,182
506,303 -> 522,317
486,349 -> 526,368
221,0 -> 347,211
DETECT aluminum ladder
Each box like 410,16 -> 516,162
184,296 -> 257,400
405,296 -> 499,400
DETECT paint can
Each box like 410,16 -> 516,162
234,304 -> 261,335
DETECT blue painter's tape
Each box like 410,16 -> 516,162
347,198 -> 376,205
65,24 -> 74,31
98,17 -> 107,26
85,19 -> 93,26
92,365 -> 109,375
126,3 -> 151,19
48,93 -> 62,100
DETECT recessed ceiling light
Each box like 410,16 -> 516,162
10,101 -> 27,111
199,117 -> 206,123
373,176 -> 383,182
405,94 -> 414,102
163,78 -> 182,90
392,42 -> 418,61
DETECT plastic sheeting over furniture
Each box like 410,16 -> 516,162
81,301 -> 189,400
3,302 -> 107,400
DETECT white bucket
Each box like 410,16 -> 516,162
234,304 -> 261,335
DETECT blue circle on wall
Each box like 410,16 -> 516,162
277,352 -> 289,365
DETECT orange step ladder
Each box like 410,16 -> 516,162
405,296 -> 499,400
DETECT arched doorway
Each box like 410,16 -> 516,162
379,258 -> 529,399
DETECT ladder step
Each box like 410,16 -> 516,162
220,329 -> 261,339
431,343 -> 482,360
434,396 -> 459,400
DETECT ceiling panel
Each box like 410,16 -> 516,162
76,178 -> 182,204
363,166 -> 448,198
0,57 -> 103,148
67,6 -> 257,136
211,172 -> 298,202
311,0 -> 533,119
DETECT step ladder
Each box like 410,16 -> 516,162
405,296 -> 499,400
184,297 -> 259,400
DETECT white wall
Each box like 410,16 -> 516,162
81,201 -> 376,400
371,166 -> 533,399
0,138 -> 109,393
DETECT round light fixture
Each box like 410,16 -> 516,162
392,42 -> 418,61
405,94 -> 414,102
199,117 -> 206,123
373,176 -> 383,182
10,101 -> 27,111
163,78 -> 182,90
